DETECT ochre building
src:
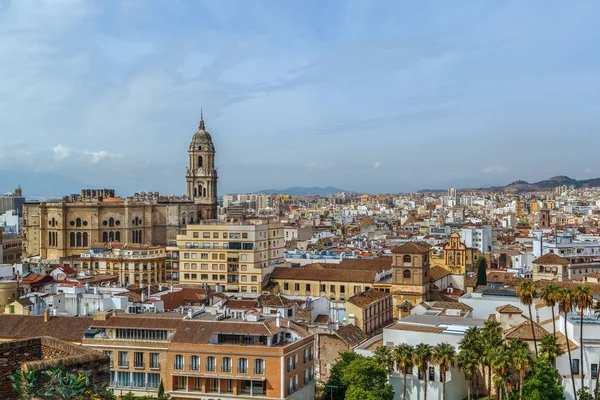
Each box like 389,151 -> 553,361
22,116 -> 219,262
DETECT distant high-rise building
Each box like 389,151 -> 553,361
0,186 -> 25,216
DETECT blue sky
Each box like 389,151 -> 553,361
1,0 -> 599,196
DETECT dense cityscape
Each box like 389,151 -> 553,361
2,2 -> 600,400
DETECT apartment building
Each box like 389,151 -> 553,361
345,289 -> 393,336
80,243 -> 166,285
0,311 -> 315,400
176,219 -> 285,293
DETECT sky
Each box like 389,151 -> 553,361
1,0 -> 600,196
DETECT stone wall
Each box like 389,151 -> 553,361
0,339 -> 44,398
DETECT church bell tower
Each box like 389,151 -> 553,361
186,112 -> 218,219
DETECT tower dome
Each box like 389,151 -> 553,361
190,114 -> 215,151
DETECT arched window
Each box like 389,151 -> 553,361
403,255 -> 412,265
116,232 -> 121,242
190,215 -> 194,224
194,187 -> 197,197
76,232 -> 82,247
198,185 -> 203,197
138,230 -> 143,243
403,269 -> 411,279
70,232 -> 75,247
198,210 -> 202,221
198,155 -> 203,168
102,232 -> 108,242
83,232 -> 89,247
203,187 -> 207,197
48,232 -> 52,247
182,212 -> 186,225
109,232 -> 115,242
109,217 -> 114,227
76,218 -> 81,227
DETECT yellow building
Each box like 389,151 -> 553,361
177,218 -> 284,293
389,242 -> 431,316
429,232 -> 479,275
79,243 -> 166,285
22,116 -> 219,262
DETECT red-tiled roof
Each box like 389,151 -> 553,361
532,253 -> 569,265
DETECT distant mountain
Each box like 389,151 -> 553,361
420,176 -> 600,194
256,186 -> 355,196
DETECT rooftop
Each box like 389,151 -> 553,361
346,289 -> 390,308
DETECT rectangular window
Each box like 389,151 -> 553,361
203,232 -> 210,238
213,232 -> 219,238
104,350 -> 113,366
184,273 -> 190,280
147,373 -> 160,388
284,282 -> 289,291
117,371 -> 130,386
306,283 -> 311,291
573,358 -> 580,375
295,283 -> 300,291
150,353 -> 160,369
190,356 -> 200,371
134,352 -> 144,368
206,356 -> 216,372
429,366 -> 435,381
201,253 -> 208,259
193,232 -> 199,238
238,358 -> 248,373
174,354 -> 184,370
593,363 -> 598,379
254,359 -> 265,374
222,357 -> 232,372
118,351 -> 128,368
132,372 -> 145,387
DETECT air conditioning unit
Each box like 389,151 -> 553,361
445,309 -> 461,317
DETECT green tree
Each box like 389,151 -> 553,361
475,256 -> 488,288
540,334 -> 561,366
520,355 -> 564,400
490,344 -> 511,400
433,343 -> 456,400
578,387 -> 595,400
325,352 -> 363,400
373,345 -> 394,376
158,380 -> 169,400
557,287 -> 578,400
341,357 -> 394,400
393,343 -> 414,400
517,281 -> 539,356
509,338 -> 532,400
458,348 -> 479,400
412,343 -> 433,400
9,361 -> 114,400
540,283 -> 560,336
460,326 -> 483,397
574,285 -> 593,391
482,320 -> 503,396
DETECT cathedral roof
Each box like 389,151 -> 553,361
190,114 -> 215,151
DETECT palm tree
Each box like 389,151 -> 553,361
458,349 -> 479,400
557,287 -> 578,400
490,345 -> 511,400
540,334 -> 561,366
509,338 -> 532,400
482,320 -> 502,396
459,326 -> 482,397
574,285 -> 593,390
373,345 -> 394,376
413,343 -> 433,400
393,344 -> 414,400
593,302 -> 600,400
517,281 -> 538,356
540,283 -> 560,336
433,343 -> 456,400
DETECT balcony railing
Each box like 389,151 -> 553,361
110,381 -> 159,390
118,361 -> 129,368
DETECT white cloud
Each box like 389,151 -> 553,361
373,161 -> 381,169
53,144 -> 72,160
483,165 -> 507,174
83,150 -> 121,164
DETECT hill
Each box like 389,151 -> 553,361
420,176 -> 600,193
256,186 -> 355,196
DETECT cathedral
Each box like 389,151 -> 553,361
22,116 -> 219,261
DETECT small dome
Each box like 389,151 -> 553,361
190,117 -> 215,151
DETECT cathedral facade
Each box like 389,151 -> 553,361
23,116 -> 219,261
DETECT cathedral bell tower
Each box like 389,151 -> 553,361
186,112 -> 218,219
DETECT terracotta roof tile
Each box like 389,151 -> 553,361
391,242 -> 430,254
430,266 -> 451,282
496,304 -> 523,314
270,267 -> 376,284
347,290 -> 390,308
533,253 -> 569,265
0,315 -> 93,342
334,324 -> 368,347
258,294 -> 296,307
387,323 -> 445,334
504,320 -> 549,341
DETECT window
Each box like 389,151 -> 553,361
241,254 -> 247,261
295,283 -> 300,291
254,359 -> 265,374
403,255 -> 412,265
202,356 -> 215,372
403,269 -> 411,279
150,353 -> 160,369
190,356 -> 200,371
118,351 -> 128,367
132,372 -> 145,387
573,358 -> 580,375
593,363 -> 598,379
147,373 -> 160,388
238,358 -> 248,373
117,371 -> 130,386
134,352 -> 144,368
222,357 -> 232,372
104,350 -> 113,366
83,232 -> 88,247
429,366 -> 435,381
284,282 -> 289,291
306,283 -> 311,291
174,354 -> 184,370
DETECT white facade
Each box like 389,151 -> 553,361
459,291 -> 552,321
461,226 -> 492,252
0,209 -> 21,234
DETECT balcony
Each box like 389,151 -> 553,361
110,381 -> 159,391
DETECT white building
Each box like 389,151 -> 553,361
461,226 -> 493,253
0,209 -> 21,234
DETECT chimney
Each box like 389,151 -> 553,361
287,320 -> 290,328
187,309 -> 193,319
141,292 -> 146,303
93,286 -> 98,295
170,283 -> 174,292
276,312 -> 281,328
43,308 -> 50,322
